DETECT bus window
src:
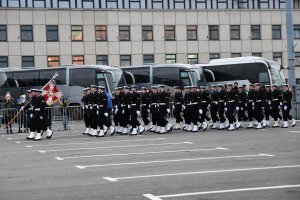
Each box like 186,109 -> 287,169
40,69 -> 66,85
101,72 -> 112,92
124,73 -> 134,85
70,68 -> 95,87
153,67 -> 179,87
13,71 -> 39,87
125,68 -> 150,83
180,71 -> 192,87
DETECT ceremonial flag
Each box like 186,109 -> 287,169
42,79 -> 62,106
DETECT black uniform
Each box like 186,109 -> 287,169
210,89 -> 219,123
98,91 -> 108,130
225,89 -> 238,124
264,89 -> 272,122
157,90 -> 169,128
237,89 -> 248,122
122,91 -> 132,128
27,96 -> 36,132
282,89 -> 293,121
33,95 -> 46,133
190,90 -> 199,125
254,88 -> 265,123
113,92 -> 123,129
271,88 -> 283,121
218,89 -> 226,123
130,91 -> 141,128
247,89 -> 256,122
150,91 -> 158,129
141,92 -> 150,126
173,91 -> 183,124
90,92 -> 100,130
200,90 -> 211,122
82,93 -> 91,131
183,91 -> 192,126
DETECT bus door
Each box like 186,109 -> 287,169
203,69 -> 215,82
179,70 -> 192,89
123,71 -> 135,85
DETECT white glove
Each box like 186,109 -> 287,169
224,107 -> 227,112
199,109 -> 203,114
104,113 -> 108,117
128,105 -> 131,108
224,102 -> 227,106
278,106 -> 281,110
114,109 -> 118,114
96,105 -> 99,109
40,116 -> 43,119
147,109 -> 150,112
268,101 -> 271,105
122,110 -> 125,114
208,104 -> 210,108
236,107 -> 239,111
172,105 -> 175,109
284,106 -> 287,110
85,105 -> 88,109
167,109 -> 170,113
96,111 -> 99,115
114,105 -> 118,109
20,106 -> 24,111
280,102 -> 283,106
182,105 -> 186,110
252,102 -> 255,106
241,107 -> 244,111
136,110 -> 140,115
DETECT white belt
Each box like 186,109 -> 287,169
159,103 -> 166,105
228,100 -> 235,103
202,101 -> 207,103
272,99 -> 278,101
219,100 -> 224,102
256,100 -> 262,102
151,103 -> 156,105
131,104 -> 137,106
35,108 -> 40,111
99,105 -> 104,107
142,104 -> 147,106
192,102 -> 198,105
176,102 -> 181,105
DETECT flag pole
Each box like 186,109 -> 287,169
4,72 -> 59,129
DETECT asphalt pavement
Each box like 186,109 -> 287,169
0,121 -> 300,200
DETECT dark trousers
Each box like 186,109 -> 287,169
121,108 -> 130,127
141,106 -> 150,125
226,103 -> 236,124
150,106 -> 158,126
282,105 -> 292,121
247,103 -> 254,122
218,103 -> 226,123
174,105 -> 183,123
157,106 -> 168,127
210,104 -> 219,123
264,103 -> 271,121
254,103 -> 264,123
271,103 -> 282,121
238,107 -> 248,121
113,108 -> 122,127
130,107 -> 140,128
200,104 -> 210,122
183,106 -> 191,124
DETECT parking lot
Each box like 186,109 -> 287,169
0,123 -> 300,200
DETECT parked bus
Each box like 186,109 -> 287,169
120,64 -> 195,92
0,65 -> 131,106
195,57 -> 286,87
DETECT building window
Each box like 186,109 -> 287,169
230,25 -> 240,40
0,25 -> 7,41
187,54 -> 198,64
187,25 -> 197,40
22,56 -> 34,68
209,53 -> 220,60
251,25 -> 261,40
273,52 -> 282,65
58,0 -> 71,8
143,54 -> 154,64
71,25 -> 83,41
95,25 -> 107,41
165,54 -> 176,64
142,26 -> 153,41
47,56 -> 60,67
209,25 -> 219,40
119,26 -> 130,41
21,25 -> 33,41
272,25 -> 281,40
0,56 -> 8,68
294,25 -> 300,39
72,55 -> 84,65
231,53 -> 241,58
295,52 -> 300,66
120,55 -> 131,66
46,25 -> 58,41
252,53 -> 262,57
164,25 -> 175,41
96,55 -> 108,65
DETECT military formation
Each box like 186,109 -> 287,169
80,82 -> 296,137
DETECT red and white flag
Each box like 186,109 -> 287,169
42,80 -> 62,106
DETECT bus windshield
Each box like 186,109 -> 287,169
206,62 -> 270,85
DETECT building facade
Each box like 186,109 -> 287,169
0,0 -> 300,78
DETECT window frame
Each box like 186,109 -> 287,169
120,55 -> 131,66
272,25 -> 281,40
187,25 -> 197,41
187,53 -> 198,64
143,54 -> 154,64
119,25 -> 130,41
165,54 -> 176,64
142,25 -> 153,41
96,55 -> 109,65
72,55 -> 84,65
47,56 -> 60,67
251,25 -> 261,40
71,25 -> 83,41
164,25 -> 176,41
294,25 -> 300,39
209,25 -> 219,40
0,25 -> 7,41
46,25 -> 59,42
20,25 -> 33,42
230,25 -> 240,40
95,25 -> 107,41
22,56 -> 35,68
209,53 -> 220,60
0,56 -> 8,68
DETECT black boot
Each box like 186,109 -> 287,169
10,129 -> 13,134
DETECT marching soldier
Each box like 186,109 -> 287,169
149,86 -> 159,132
82,88 -> 91,134
141,87 -> 151,131
97,86 -> 112,137
225,83 -> 238,131
190,86 -> 200,132
157,85 -> 172,134
236,85 -> 248,129
247,84 -> 256,128
217,84 -> 226,130
121,86 -> 131,135
173,86 -> 183,130
210,85 -> 219,129
182,86 -> 192,131
271,84 -> 282,127
26,89 -> 37,140
254,83 -> 265,129
88,85 -> 100,136
264,85 -> 272,127
113,87 -> 123,133
130,85 -> 144,135
199,86 -> 209,131
281,84 -> 296,128
32,89 -> 47,141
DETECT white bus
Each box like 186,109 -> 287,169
0,65 -> 131,106
195,57 -> 286,87
120,64 -> 195,92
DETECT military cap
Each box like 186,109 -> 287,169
249,83 -> 255,87
283,84 -> 289,87
200,86 -> 206,89
158,85 -> 165,88
98,86 -> 105,90
131,85 -> 137,89
210,85 -> 216,88
83,88 -> 89,91
123,86 -> 130,90
254,83 -> 261,86
227,83 -> 233,86
151,85 -> 158,89
271,84 -> 278,87
265,85 -> 271,88
27,89 -> 32,93
91,85 -> 98,88
173,86 -> 180,89
142,87 -> 148,90
217,84 -> 223,87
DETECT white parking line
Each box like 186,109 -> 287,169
143,184 -> 300,199
55,147 -> 227,160
75,153 -> 273,169
39,141 -> 193,153
26,138 -> 166,148
103,164 -> 300,182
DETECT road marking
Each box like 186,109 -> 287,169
75,153 -> 273,169
55,147 -> 227,160
103,164 -> 300,182
143,184 -> 300,199
39,142 -> 193,153
26,138 -> 165,147
289,131 -> 300,133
